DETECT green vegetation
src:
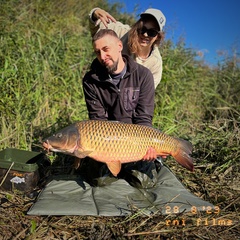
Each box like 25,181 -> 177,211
0,1 -> 239,239
1,0 -> 239,171
0,0 -> 131,150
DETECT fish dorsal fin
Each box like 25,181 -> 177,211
106,161 -> 122,177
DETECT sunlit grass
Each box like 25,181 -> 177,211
0,0 -> 239,172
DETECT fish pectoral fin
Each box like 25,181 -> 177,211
106,161 -> 122,177
74,158 -> 81,169
74,150 -> 92,159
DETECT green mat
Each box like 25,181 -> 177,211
28,165 -> 214,216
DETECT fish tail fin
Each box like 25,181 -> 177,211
172,139 -> 194,171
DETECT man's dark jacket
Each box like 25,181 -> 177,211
82,54 -> 155,127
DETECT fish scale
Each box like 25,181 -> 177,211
77,121 -> 158,161
43,120 -> 194,176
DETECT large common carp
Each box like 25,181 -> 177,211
43,120 -> 194,176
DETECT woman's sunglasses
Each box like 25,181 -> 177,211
138,26 -> 159,37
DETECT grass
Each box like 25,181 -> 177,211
0,0 -> 239,239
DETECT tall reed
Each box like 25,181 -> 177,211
0,0 -> 239,170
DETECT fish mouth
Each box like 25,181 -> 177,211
43,140 -> 52,151
42,140 -> 79,154
43,140 -> 61,153
43,140 -> 52,150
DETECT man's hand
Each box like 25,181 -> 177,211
142,147 -> 157,161
142,147 -> 169,161
93,8 -> 117,28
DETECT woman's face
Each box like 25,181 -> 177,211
138,18 -> 160,48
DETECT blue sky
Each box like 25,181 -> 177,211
108,0 -> 240,66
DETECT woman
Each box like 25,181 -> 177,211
89,7 -> 166,88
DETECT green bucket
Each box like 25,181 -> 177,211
0,148 -> 43,172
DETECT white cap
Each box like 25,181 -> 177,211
140,8 -> 166,31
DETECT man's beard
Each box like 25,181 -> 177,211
104,58 -> 119,74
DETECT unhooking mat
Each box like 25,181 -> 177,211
27,165 -> 214,216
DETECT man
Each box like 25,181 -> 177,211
83,29 -> 154,127
82,29 -> 160,188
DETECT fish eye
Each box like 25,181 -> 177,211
56,133 -> 62,138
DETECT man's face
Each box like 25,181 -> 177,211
93,35 -> 123,74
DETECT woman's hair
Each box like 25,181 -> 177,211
128,17 -> 164,55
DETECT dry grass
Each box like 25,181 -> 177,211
0,161 -> 239,240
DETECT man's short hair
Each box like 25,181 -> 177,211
93,29 -> 119,42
